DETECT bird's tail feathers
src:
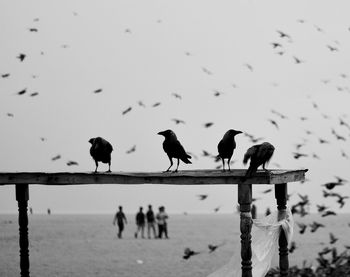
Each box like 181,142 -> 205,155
182,156 -> 192,164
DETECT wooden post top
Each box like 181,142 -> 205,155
0,169 -> 308,186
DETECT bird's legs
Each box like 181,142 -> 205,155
165,157 -> 173,172
221,158 -> 225,172
173,159 -> 180,173
106,162 -> 111,173
227,158 -> 231,171
94,161 -> 98,173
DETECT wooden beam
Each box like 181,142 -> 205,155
0,169 -> 307,185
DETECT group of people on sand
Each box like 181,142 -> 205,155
113,205 -> 169,239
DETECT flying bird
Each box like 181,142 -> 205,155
329,233 -> 338,244
183,247 -> 200,260
6,113 -> 14,117
17,53 -> 26,62
122,106 -> 132,115
17,88 -> 27,95
296,222 -> 307,234
271,42 -> 282,48
217,129 -> 242,171
93,88 -> 103,94
28,28 -> 38,32
30,92 -> 39,97
197,194 -> 208,200
208,243 -> 225,253
1,73 -> 10,78
201,67 -> 213,75
243,142 -> 275,179
172,93 -> 182,99
51,155 -> 61,161
289,241 -> 297,253
244,63 -> 253,71
158,129 -> 191,172
276,30 -> 291,39
268,119 -> 279,129
152,102 -> 161,107
293,56 -> 304,64
203,122 -> 214,128
66,160 -> 79,166
310,221 -> 325,232
89,137 -> 113,172
126,145 -> 136,154
172,118 -> 185,125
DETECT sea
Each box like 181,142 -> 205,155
1,213 -> 349,277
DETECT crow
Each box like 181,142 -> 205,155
158,130 -> 191,172
197,194 -> 208,200
1,73 -> 10,78
296,222 -> 307,234
89,137 -> 113,172
310,221 -> 325,233
93,88 -> 103,94
17,53 -> 26,62
217,129 -> 242,171
243,142 -> 275,179
203,122 -> 214,128
66,160 -> 79,166
122,106 -> 132,115
183,247 -> 200,260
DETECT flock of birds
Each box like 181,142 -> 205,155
1,5 -> 350,267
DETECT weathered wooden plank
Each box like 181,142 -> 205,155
0,169 -> 307,185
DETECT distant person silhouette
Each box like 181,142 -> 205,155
134,207 -> 145,238
156,206 -> 169,239
146,205 -> 157,239
113,206 -> 127,238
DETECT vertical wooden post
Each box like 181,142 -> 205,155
275,183 -> 289,277
238,183 -> 252,277
16,184 -> 30,277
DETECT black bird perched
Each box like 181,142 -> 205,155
217,129 -> 242,171
158,129 -> 191,172
243,142 -> 275,179
89,137 -> 113,173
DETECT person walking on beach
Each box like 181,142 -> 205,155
146,205 -> 157,239
134,207 -> 145,238
113,206 -> 127,238
156,206 -> 169,239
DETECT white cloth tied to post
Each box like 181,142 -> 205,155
207,209 -> 293,277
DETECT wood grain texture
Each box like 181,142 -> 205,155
0,169 -> 307,185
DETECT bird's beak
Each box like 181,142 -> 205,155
237,131 -> 243,134
157,131 -> 164,136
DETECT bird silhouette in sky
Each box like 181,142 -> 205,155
122,106 -> 132,115
310,221 -> 325,233
203,122 -> 214,128
152,102 -> 161,107
30,92 -> 39,97
126,145 -> 136,154
197,194 -> 208,200
28,28 -> 38,32
93,88 -> 103,94
172,118 -> 185,125
217,129 -> 242,171
51,154 -> 61,161
329,233 -> 338,244
89,137 -> 113,173
158,129 -> 191,172
296,222 -> 307,234
183,247 -> 200,260
66,160 -> 79,166
172,93 -> 182,99
17,88 -> 27,95
1,73 -> 10,78
277,30 -> 291,39
17,53 -> 26,62
243,142 -> 275,179
208,242 -> 225,253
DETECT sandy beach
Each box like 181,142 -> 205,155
1,213 -> 350,277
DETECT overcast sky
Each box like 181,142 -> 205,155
0,0 -> 350,214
